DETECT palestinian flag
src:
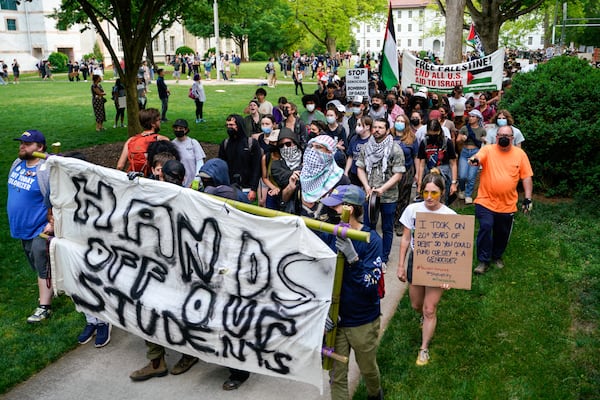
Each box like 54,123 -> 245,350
380,4 -> 399,90
467,23 -> 486,59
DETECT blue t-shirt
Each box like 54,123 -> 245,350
346,135 -> 370,175
7,160 -> 48,240
394,136 -> 419,170
321,226 -> 383,327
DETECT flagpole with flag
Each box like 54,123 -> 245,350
466,23 -> 486,59
380,3 -> 399,90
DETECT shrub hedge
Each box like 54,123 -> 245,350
251,51 -> 268,61
501,56 -> 600,197
48,52 -> 68,72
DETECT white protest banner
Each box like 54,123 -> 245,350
412,212 -> 474,290
345,68 -> 369,99
401,49 -> 504,94
46,156 -> 337,390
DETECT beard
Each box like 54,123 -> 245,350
18,149 -> 35,160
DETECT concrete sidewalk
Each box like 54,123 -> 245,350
3,237 -> 406,400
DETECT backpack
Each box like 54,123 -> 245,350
188,87 -> 196,99
127,133 -> 159,176
265,63 -> 271,74
423,135 -> 448,170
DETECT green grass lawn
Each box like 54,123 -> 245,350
0,66 -> 598,397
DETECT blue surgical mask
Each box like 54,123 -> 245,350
394,122 -> 405,131
326,116 -> 336,124
497,118 -> 508,127
352,107 -> 361,115
261,126 -> 272,134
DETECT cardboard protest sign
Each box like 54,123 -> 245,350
345,68 -> 369,99
401,48 -> 504,94
412,212 -> 474,290
45,156 -> 337,391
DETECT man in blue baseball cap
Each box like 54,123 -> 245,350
8,130 -> 54,323
319,184 -> 385,400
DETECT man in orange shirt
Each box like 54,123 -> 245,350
469,125 -> 533,275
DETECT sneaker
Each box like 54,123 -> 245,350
474,262 -> 489,275
77,323 -> 97,344
416,348 -> 430,366
464,197 -> 473,204
27,307 -> 51,323
493,258 -> 505,269
95,323 -> 111,348
121,124 -> 127,128
170,354 -> 199,375
129,357 -> 168,381
457,191 -> 465,200
195,119 -> 200,123
113,124 -> 117,128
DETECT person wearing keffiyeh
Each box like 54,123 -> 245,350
356,118 -> 406,267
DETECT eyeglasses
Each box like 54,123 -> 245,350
422,190 -> 441,199
278,141 -> 294,148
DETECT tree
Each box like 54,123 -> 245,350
50,0 -> 193,136
439,0 -> 466,63
290,0 -> 387,55
466,0 -> 546,53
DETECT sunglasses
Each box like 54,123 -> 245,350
278,142 -> 294,148
422,190 -> 441,199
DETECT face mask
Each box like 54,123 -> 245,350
410,118 -> 420,126
261,126 -> 272,134
326,116 -> 336,124
385,99 -> 395,108
355,126 -> 364,135
226,128 -> 237,137
174,130 -> 185,138
371,103 -> 381,110
394,122 -> 405,131
306,104 -> 315,112
267,144 -> 279,153
283,109 -> 290,117
498,136 -> 511,147
352,107 -> 361,115
497,118 -> 508,127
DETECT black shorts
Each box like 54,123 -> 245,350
21,236 -> 49,279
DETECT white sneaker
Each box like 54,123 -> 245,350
457,191 -> 465,200
416,348 -> 430,366
465,197 -> 473,204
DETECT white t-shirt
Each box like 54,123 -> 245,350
171,137 -> 206,187
399,201 -> 456,249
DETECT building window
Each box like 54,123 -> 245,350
367,25 -> 370,33
528,36 -> 533,45
540,36 -> 544,45
153,40 -> 159,51
418,39 -> 423,47
408,39 -> 412,47
408,24 -> 412,32
0,0 -> 18,10
397,24 -> 401,32
357,39 -> 360,48
118,39 -> 123,52
6,18 -> 16,31
169,36 -> 175,52
419,23 -> 423,31
376,25 -> 380,33
408,10 -> 413,18
377,40 -> 380,48
420,10 -> 424,17
366,40 -> 370,48
397,11 -> 401,19
397,39 -> 401,47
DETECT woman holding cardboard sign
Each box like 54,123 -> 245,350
397,169 -> 455,366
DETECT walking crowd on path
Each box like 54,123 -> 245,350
7,49 -> 534,400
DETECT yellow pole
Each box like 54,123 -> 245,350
322,205 -> 351,369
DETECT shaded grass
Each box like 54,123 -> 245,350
354,201 -> 599,399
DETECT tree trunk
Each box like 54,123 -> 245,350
472,12 -> 501,54
325,36 -> 336,57
443,0 -> 466,64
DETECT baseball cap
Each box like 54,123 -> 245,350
454,102 -> 465,117
429,110 -> 442,120
326,99 -> 346,113
351,95 -> 363,105
162,160 -> 185,185
14,130 -> 46,145
172,119 -> 189,128
320,185 -> 366,207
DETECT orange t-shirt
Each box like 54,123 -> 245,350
473,145 -> 533,213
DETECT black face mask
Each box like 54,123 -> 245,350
385,99 -> 395,108
226,128 -> 237,137
174,130 -> 186,138
371,103 -> 381,110
320,207 -> 341,224
267,144 -> 279,153
410,118 -> 420,126
283,109 -> 290,117
498,136 -> 511,147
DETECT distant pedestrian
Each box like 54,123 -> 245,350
12,59 -> 19,84
112,78 -> 127,128
191,74 -> 206,123
91,74 -> 106,131
156,68 -> 170,121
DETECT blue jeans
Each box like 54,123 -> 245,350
160,97 -> 168,120
475,204 -> 514,263
363,201 -> 396,263
459,147 -> 480,198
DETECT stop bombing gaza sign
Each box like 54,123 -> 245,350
412,212 -> 475,290
346,68 -> 369,99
